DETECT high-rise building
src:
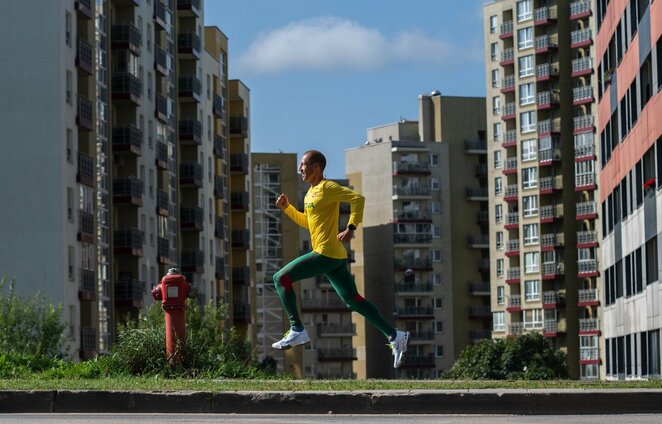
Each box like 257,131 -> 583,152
596,0 -> 662,379
483,0 -> 601,379
0,0 -> 242,357
345,94 -> 489,379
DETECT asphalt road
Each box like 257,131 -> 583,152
1,415 -> 662,424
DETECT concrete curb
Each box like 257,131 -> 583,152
2,389 -> 662,414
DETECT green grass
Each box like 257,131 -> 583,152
2,378 -> 662,392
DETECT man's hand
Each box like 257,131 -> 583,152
275,194 -> 289,210
337,227 -> 354,243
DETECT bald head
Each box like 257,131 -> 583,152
303,150 -> 326,172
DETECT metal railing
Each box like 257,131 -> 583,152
395,258 -> 432,269
579,318 -> 599,332
580,348 -> 600,361
538,118 -> 560,133
317,323 -> 355,335
507,239 -> 520,253
500,20 -> 513,35
578,260 -> 598,274
394,210 -> 431,221
504,157 -> 518,172
578,288 -> 598,303
506,211 -> 519,226
537,91 -> 559,106
570,0 -> 591,17
576,201 -> 596,216
577,230 -> 597,245
112,125 -> 143,150
505,185 -> 518,198
575,144 -> 595,158
504,130 -> 517,144
113,177 -> 143,198
507,267 -> 521,280
573,85 -> 593,102
177,32 -> 201,53
393,186 -> 431,197
573,115 -> 594,130
178,75 -> 202,97
393,162 -> 430,173
535,34 -> 558,50
502,75 -> 515,90
572,57 -> 593,73
114,228 -> 144,249
395,282 -> 433,293
501,48 -> 514,62
575,173 -> 595,188
536,63 -> 559,79
510,322 -> 524,335
394,233 -> 433,244
502,102 -> 516,117
543,291 -> 559,304
542,262 -> 563,276
571,28 -> 592,45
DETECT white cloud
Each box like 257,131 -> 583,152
234,17 -> 478,75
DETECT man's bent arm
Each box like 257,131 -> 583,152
283,204 -> 309,229
331,184 -> 364,228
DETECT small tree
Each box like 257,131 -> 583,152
444,333 -> 568,380
0,277 -> 66,358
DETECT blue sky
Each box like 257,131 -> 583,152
205,0 -> 488,179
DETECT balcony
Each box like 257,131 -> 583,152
571,57 -> 593,77
538,118 -> 561,135
317,323 -> 356,337
177,32 -> 201,59
573,115 -> 594,135
539,175 -> 563,194
156,139 -> 168,169
394,258 -> 432,271
215,217 -> 226,239
318,348 -> 357,362
215,257 -> 225,279
157,237 -> 171,264
179,119 -> 202,145
539,147 -> 561,166
79,326 -> 97,359
572,85 -> 594,105
214,175 -> 226,199
535,35 -> 558,53
534,6 -> 557,25
177,0 -> 201,17
509,322 -> 524,336
469,306 -> 492,319
466,188 -> 488,201
75,0 -> 93,19
213,94 -> 224,118
577,230 -> 598,248
392,161 -> 431,175
570,0 -> 592,20
503,157 -> 518,175
575,144 -> 595,162
393,209 -> 431,223
499,20 -> 513,39
112,73 -> 142,105
542,262 -> 564,280
301,297 -> 347,311
500,48 -> 514,66
113,177 -> 143,205
394,233 -> 433,245
231,191 -> 250,211
478,258 -> 491,273
112,125 -> 143,155
501,75 -> 515,93
179,163 -> 203,188
232,266 -> 251,285
536,63 -> 559,81
541,233 -> 564,251
468,235 -> 489,249
181,250 -> 204,273
506,239 -> 520,256
536,91 -> 559,110
156,190 -> 168,219
113,228 -> 144,256
505,211 -> 519,229
77,211 -> 94,243
578,259 -> 599,277
155,94 -> 168,123
76,37 -> 93,75
395,282 -> 433,294
543,291 -> 564,309
231,153 -> 250,174
579,318 -> 600,335
232,229 -> 251,249
178,75 -> 202,103
115,279 -> 144,308
469,283 -> 490,296
214,135 -> 226,159
540,204 -> 563,223
400,355 -> 435,368
233,301 -> 251,323
465,140 -> 487,154
77,152 -> 94,187
507,294 -> 522,312
180,206 -> 204,231
78,269 -> 96,301
111,23 -> 141,56
396,306 -> 434,319
503,130 -> 517,147
501,103 -> 516,121
77,95 -> 94,131
230,116 -> 249,136
571,28 -> 593,48
576,201 -> 597,220
576,289 -> 600,308
544,319 -> 567,337
393,186 -> 430,198
154,0 -> 167,29
580,348 -> 600,364
504,185 -> 518,201
476,210 -> 489,225
506,267 -> 521,284
575,173 -> 596,191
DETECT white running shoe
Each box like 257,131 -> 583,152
389,330 -> 410,368
271,328 -> 311,350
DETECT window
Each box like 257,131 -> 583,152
491,69 -> 500,88
523,308 -> 543,329
646,237 -> 658,284
525,280 -> 541,301
66,129 -> 73,163
433,250 -> 442,262
491,42 -> 500,61
430,154 -> 439,166
147,23 -> 152,52
523,223 -> 539,245
520,111 -> 536,133
524,252 -> 539,273
519,55 -> 534,77
436,345 -> 445,357
522,167 -> 538,189
492,96 -> 501,115
435,321 -> 444,333
523,195 -> 538,216
65,12 -> 72,46
493,122 -> 502,141
147,72 -> 153,100
497,286 -> 505,305
517,0 -> 533,21
66,70 -> 72,105
496,258 -> 504,277
495,177 -> 503,195
496,231 -> 504,250
433,274 -> 442,285
493,312 -> 505,331
495,204 -> 504,222
434,298 -> 443,309
494,150 -> 502,168
517,27 -> 533,49
68,246 -> 75,281
521,138 -> 537,161
432,225 -> 441,238
431,201 -> 441,214
67,187 -> 74,222
519,82 -> 535,105
490,15 -> 498,33
430,177 -> 440,191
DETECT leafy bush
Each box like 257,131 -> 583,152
444,333 -> 568,380
0,277 -> 66,357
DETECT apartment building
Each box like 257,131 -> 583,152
484,0 -> 601,379
596,0 -> 662,379
345,94 -> 489,379
0,0 -> 242,357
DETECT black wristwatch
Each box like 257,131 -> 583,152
347,224 -> 357,231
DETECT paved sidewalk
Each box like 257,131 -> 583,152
1,389 -> 662,415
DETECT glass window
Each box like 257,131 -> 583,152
493,122 -> 502,141
495,177 -> 503,195
492,96 -> 501,114
495,204 -> 504,222
494,150 -> 503,168
525,280 -> 541,301
517,27 -> 533,49
435,321 -> 444,333
490,15 -> 498,33
492,69 -> 500,88
523,195 -> 538,216
493,312 -> 505,331
525,252 -> 540,273
519,82 -> 535,105
521,138 -> 537,161
520,111 -> 536,133
496,258 -> 504,277
497,286 -> 505,304
491,42 -> 500,60
496,231 -> 504,250
523,308 -> 543,329
524,223 -> 539,245
522,167 -> 538,189
517,0 -> 533,21
519,55 -> 534,77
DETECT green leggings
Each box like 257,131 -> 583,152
273,251 -> 395,338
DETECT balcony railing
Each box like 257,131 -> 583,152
301,297 -> 348,310
577,230 -> 597,245
573,115 -> 594,132
214,175 -> 226,198
155,94 -> 168,122
576,201 -> 597,217
578,259 -> 598,274
400,355 -> 436,367
571,28 -> 592,46
396,306 -> 434,317
393,186 -> 430,197
536,63 -> 559,80
572,57 -> 593,75
215,257 -> 225,279
114,228 -> 144,251
504,185 -> 518,199
504,157 -> 518,173
502,102 -> 516,118
180,206 -> 204,230
581,348 -> 600,361
233,301 -> 251,323
231,191 -> 250,210
538,118 -> 560,134
113,177 -> 143,202
177,32 -> 201,57
214,135 -> 226,159
465,140 -> 487,153
394,209 -> 431,221
76,37 -> 94,74
77,152 -> 94,187
232,229 -> 251,249
394,233 -> 433,244
570,0 -> 592,19
469,306 -> 492,318
395,258 -> 432,270
542,262 -> 564,277
466,188 -> 488,200
78,211 -> 94,238
506,211 -> 519,227
543,290 -> 560,305
112,73 -> 142,104
317,323 -> 355,336
575,144 -> 595,159
500,20 -> 513,36
230,116 -> 249,136
178,75 -> 202,100
157,237 -> 169,262
179,163 -> 203,187
504,130 -> 517,145
579,318 -> 599,333
215,217 -> 226,239
501,48 -> 514,63
156,139 -> 168,169
506,239 -> 520,254
231,153 -> 250,173
318,348 -> 357,361
578,288 -> 599,303
115,279 -> 144,304
534,6 -> 557,22
181,250 -> 204,270
510,322 -> 524,335
540,175 -> 563,192
575,173 -> 595,188
112,125 -> 143,154
502,75 -> 515,91
154,0 -> 167,28
393,162 -> 431,174
508,294 -> 522,308
77,95 -> 94,131
540,204 -> 562,220
232,266 -> 251,284
535,34 -> 558,51
111,23 -> 142,55
541,233 -> 563,248
507,267 -> 521,281
537,91 -> 559,107
179,119 -> 203,143
395,282 -> 433,293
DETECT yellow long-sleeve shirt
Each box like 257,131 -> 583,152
284,179 -> 364,259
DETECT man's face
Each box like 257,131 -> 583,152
299,154 -> 318,182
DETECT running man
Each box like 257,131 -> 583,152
271,150 -> 410,368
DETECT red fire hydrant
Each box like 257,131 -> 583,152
151,268 -> 197,363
